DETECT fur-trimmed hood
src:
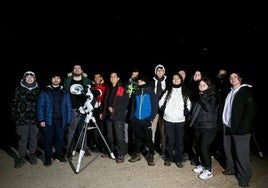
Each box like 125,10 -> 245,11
67,72 -> 88,78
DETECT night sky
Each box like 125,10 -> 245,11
3,8 -> 263,83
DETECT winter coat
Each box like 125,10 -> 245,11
190,89 -> 219,129
37,85 -> 72,127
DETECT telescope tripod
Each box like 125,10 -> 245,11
72,111 -> 115,173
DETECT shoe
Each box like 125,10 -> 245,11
164,161 -> 171,166
199,170 -> 213,180
116,155 -> 124,163
84,149 -> 92,156
193,165 -> 204,174
222,169 -> 235,175
147,155 -> 155,166
175,162 -> 183,168
14,157 -> 26,168
55,155 -> 67,162
44,159 -> 52,166
29,155 -> 38,165
238,180 -> 249,187
128,153 -> 141,163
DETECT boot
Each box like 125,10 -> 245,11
147,155 -> 155,166
44,157 -> 52,166
128,153 -> 141,163
29,154 -> 38,165
14,157 -> 26,168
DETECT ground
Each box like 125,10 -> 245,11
0,146 -> 267,188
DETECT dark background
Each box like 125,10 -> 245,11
2,5 -> 266,153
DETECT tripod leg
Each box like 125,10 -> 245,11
93,121 -> 115,160
252,133 -> 264,159
76,122 -> 88,173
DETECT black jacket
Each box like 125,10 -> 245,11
189,89 -> 219,129
230,86 -> 256,135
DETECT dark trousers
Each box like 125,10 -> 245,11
223,126 -> 252,183
198,128 -> 217,171
87,108 -> 107,152
106,119 -> 127,156
66,109 -> 86,155
16,124 -> 39,157
133,119 -> 154,155
43,122 -> 65,159
164,121 -> 185,162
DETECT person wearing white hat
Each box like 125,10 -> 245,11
10,71 -> 40,168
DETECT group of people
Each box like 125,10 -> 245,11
10,64 -> 256,187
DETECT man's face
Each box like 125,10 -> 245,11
229,73 -> 241,87
51,76 -> 61,86
73,65 -> 82,76
110,73 -> 120,86
131,72 -> 139,80
94,74 -> 103,84
156,68 -> 164,78
25,75 -> 35,84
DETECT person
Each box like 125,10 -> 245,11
37,73 -> 72,166
100,71 -> 129,163
187,70 -> 207,166
87,73 -> 107,154
125,68 -> 140,154
178,69 -> 191,162
222,72 -> 256,187
211,68 -> 230,162
10,71 -> 40,168
189,77 -> 219,180
150,64 -> 167,156
159,73 -> 191,168
128,74 -> 158,166
64,64 -> 92,158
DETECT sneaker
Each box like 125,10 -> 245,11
14,157 -> 26,168
129,153 -> 141,163
29,155 -> 38,165
193,165 -> 204,174
198,170 -> 213,180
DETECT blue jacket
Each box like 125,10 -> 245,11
130,84 -> 158,122
37,85 -> 72,127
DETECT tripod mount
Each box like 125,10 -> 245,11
72,85 -> 115,174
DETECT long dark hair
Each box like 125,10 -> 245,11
164,73 -> 189,104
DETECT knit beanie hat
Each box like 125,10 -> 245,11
23,71 -> 36,78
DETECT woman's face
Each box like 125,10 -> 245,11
193,71 -> 202,81
199,80 -> 208,92
172,75 -> 182,85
